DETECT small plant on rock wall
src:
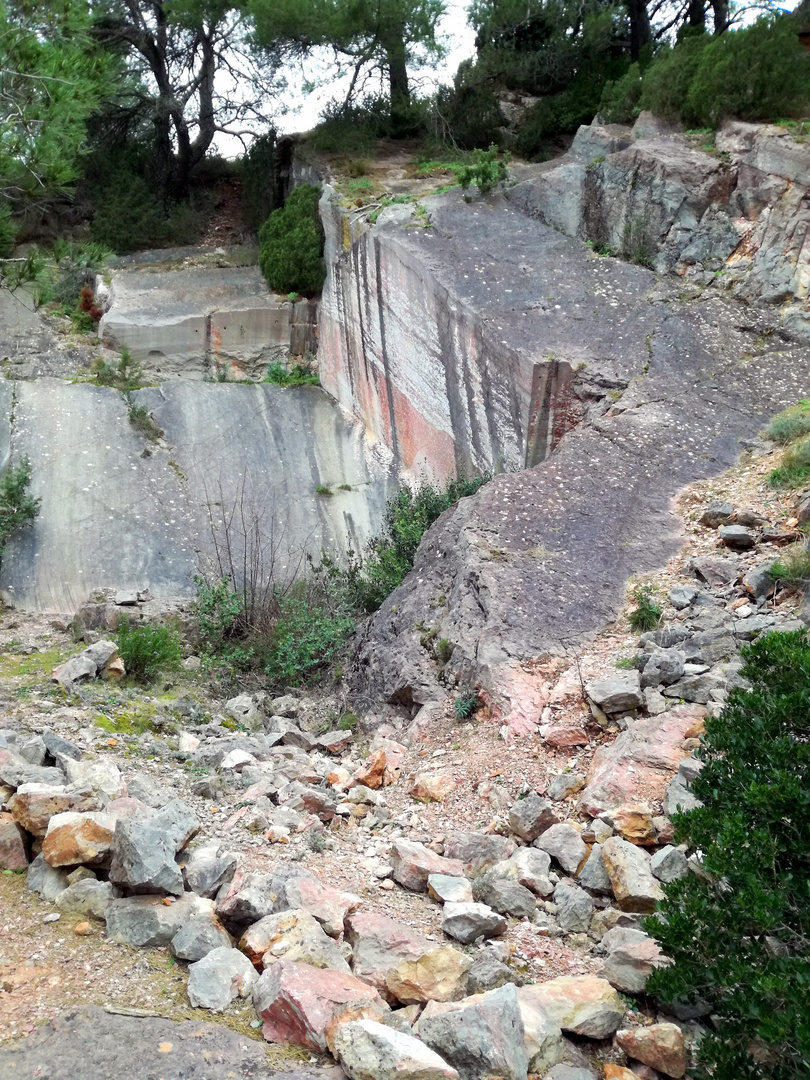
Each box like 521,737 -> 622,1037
627,584 -> 662,632
453,687 -> 479,720
457,146 -> 511,199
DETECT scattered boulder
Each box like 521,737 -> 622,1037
270,866 -> 360,937
55,879 -> 120,920
585,672 -> 642,714
534,823 -> 586,875
442,831 -> 516,875
508,795 -> 558,842
516,991 -> 566,1076
553,881 -> 593,933
225,695 -> 265,731
465,951 -> 515,994
253,959 -> 388,1053
109,799 -> 198,896
345,911 -> 431,997
601,837 -> 664,913
428,874 -> 473,904
188,946 -> 258,1011
126,777 -> 173,812
616,1023 -> 686,1078
508,848 -> 554,897
477,878 -> 536,919
42,811 -> 117,867
640,648 -> 685,689
602,938 -> 666,994
215,868 -> 276,925
719,524 -> 755,550
390,840 -> 464,892
335,1019 -> 460,1080
240,909 -> 349,972
442,902 -> 507,944
577,845 -> 612,894
26,853 -> 69,899
690,556 -> 738,586
650,845 -> 689,883
51,641 -> 120,688
62,758 -> 125,804
419,983 -> 528,1080
409,773 -> 456,802
171,912 -> 233,962
182,842 -> 238,898
517,976 -> 624,1038
386,947 -> 473,1005
11,785 -> 98,837
699,500 -> 734,528
612,804 -> 657,845
0,812 -> 28,869
106,893 -> 213,946
578,706 -> 704,817
546,773 -> 585,801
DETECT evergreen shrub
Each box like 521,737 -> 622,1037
258,185 -> 325,295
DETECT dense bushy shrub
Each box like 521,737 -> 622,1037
242,133 -> 277,233
258,184 -> 325,295
645,629 -> 810,1080
600,15 -> 810,127
0,204 -> 17,259
431,61 -> 506,151
116,621 -> 181,682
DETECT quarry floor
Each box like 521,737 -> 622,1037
0,435 -> 804,1066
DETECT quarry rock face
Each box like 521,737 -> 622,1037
0,378 -> 391,612
99,261 -> 317,380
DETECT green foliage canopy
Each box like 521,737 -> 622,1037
646,629 -> 810,1080
0,1 -> 113,205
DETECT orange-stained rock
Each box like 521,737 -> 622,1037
42,812 -> 116,867
616,1023 -> 686,1078
409,773 -> 456,803
11,788 -> 98,837
605,1066 -> 639,1080
612,804 -> 657,846
354,750 -> 386,790
545,725 -> 590,748
102,657 -> 126,681
74,921 -> 93,936
386,946 -> 472,1005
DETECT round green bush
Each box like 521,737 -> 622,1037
258,184 -> 325,295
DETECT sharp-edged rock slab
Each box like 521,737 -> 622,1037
517,976 -> 624,1038
106,894 -> 214,947
616,1023 -> 686,1078
345,911 -> 431,998
335,1019 -> 460,1080
171,912 -> 233,962
441,902 -> 507,944
579,706 -> 705,816
418,983 -> 528,1080
253,959 -> 389,1053
390,840 -> 465,892
42,811 -> 117,867
187,947 -> 258,1011
238,909 -> 349,972
601,837 -> 664,913
386,947 -> 473,1005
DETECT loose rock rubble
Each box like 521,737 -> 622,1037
1,450 -> 808,1078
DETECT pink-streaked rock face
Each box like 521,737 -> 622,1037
253,959 -> 388,1053
274,870 -> 361,938
578,705 -> 705,816
616,1022 -> 686,1078
516,976 -> 624,1039
344,911 -> 432,1000
389,840 -> 464,892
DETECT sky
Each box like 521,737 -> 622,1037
266,0 -> 477,136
